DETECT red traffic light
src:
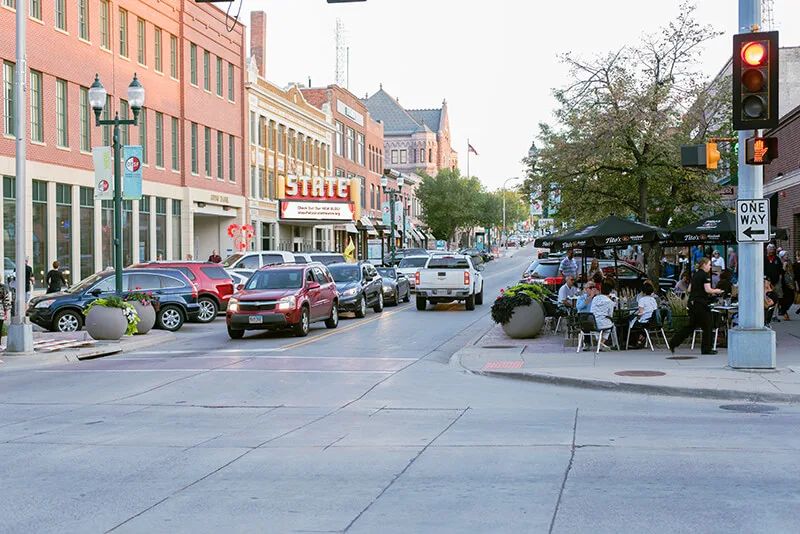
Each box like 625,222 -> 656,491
733,31 -> 779,131
742,42 -> 767,66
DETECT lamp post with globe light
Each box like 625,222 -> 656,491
88,74 -> 145,296
381,170 -> 404,265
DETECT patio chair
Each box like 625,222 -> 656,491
690,310 -> 721,351
626,315 -> 670,352
576,312 -> 618,353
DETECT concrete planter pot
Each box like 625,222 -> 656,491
84,306 -> 128,341
131,302 -> 155,335
501,301 -> 545,339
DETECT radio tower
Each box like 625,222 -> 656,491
762,0 -> 775,30
335,18 -> 347,87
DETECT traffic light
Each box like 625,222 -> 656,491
745,136 -> 778,165
705,142 -> 721,169
680,144 -> 721,169
733,31 -> 779,130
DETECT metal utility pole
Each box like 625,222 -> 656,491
7,0 -> 34,353
502,177 -> 519,250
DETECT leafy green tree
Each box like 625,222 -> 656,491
416,168 -> 483,241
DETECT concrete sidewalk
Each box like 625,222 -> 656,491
455,316 -> 800,402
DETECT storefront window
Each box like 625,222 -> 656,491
55,184 -> 72,279
102,200 -> 113,269
80,187 -> 94,280
3,176 -> 16,269
172,200 -> 181,260
156,198 -> 167,260
122,199 -> 133,267
139,195 -> 151,262
262,223 -> 274,251
32,180 -> 48,288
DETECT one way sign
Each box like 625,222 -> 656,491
736,199 -> 770,243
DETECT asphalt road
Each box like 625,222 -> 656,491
2,248 -> 800,533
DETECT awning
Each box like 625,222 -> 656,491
425,231 -> 436,241
412,228 -> 425,242
358,216 -> 378,236
333,223 -> 359,234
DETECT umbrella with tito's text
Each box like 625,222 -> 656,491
552,215 -> 668,251
669,211 -> 788,244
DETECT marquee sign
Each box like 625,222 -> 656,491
280,201 -> 355,221
285,175 -> 350,202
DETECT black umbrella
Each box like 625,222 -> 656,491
552,215 -> 667,250
670,211 -> 788,244
533,233 -> 563,250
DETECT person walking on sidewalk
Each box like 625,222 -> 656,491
208,250 -> 222,263
778,251 -> 795,321
669,257 -> 724,355
46,261 -> 67,294
0,280 -> 11,345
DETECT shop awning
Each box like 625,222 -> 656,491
411,228 -> 424,242
425,231 -> 436,241
358,216 -> 378,236
333,223 -> 359,234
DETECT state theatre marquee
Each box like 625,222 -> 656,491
278,175 -> 358,222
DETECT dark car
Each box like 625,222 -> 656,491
226,263 -> 339,339
460,248 -> 484,265
27,268 -> 200,333
327,262 -> 384,317
522,259 -> 676,293
376,267 -> 411,306
132,261 -> 234,323
382,248 -> 428,266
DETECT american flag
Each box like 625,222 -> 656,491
468,144 -> 479,155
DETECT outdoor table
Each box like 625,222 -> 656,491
613,308 -> 638,350
712,305 -> 738,332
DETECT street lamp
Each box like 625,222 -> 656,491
502,177 -> 520,249
381,170 -> 404,265
89,73 -> 145,295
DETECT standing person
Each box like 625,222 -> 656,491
46,261 -> 67,294
0,279 -> 11,345
669,257 -> 724,355
207,250 -> 222,263
186,254 -> 193,261
675,270 -> 692,293
691,245 -> 703,270
778,251 -> 795,321
727,247 -> 738,282
764,244 -> 783,321
558,249 -> 578,280
24,257 -> 34,304
710,249 -> 725,287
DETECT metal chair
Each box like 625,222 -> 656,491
576,312 -> 618,353
691,310 -> 721,351
765,305 -> 776,329
626,315 -> 670,351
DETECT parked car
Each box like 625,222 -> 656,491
396,255 -> 430,291
221,251 -> 296,270
226,263 -> 339,339
292,251 -> 347,265
132,261 -> 234,323
27,268 -> 199,333
376,267 -> 411,306
522,258 -> 676,293
327,262 -> 384,317
415,254 -> 484,310
460,248 -> 484,265
227,270 -> 253,287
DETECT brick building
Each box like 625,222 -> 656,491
763,103 -> 800,253
0,0 -> 246,288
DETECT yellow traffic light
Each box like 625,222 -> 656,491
706,142 -> 721,169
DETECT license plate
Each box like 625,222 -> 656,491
434,289 -> 449,295
249,315 -> 263,324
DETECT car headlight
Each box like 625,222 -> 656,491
228,298 -> 239,312
277,296 -> 297,311
382,285 -> 393,293
342,288 -> 358,297
35,299 -> 55,309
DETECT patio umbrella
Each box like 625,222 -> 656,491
670,211 -> 788,244
533,233 -> 563,250
551,215 -> 668,250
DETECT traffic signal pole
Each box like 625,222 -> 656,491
728,0 -> 776,368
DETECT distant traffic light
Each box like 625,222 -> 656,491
745,136 -> 778,165
681,144 -> 721,169
705,142 -> 721,169
733,31 -> 779,130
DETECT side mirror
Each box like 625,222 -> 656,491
307,281 -> 320,290
476,265 -> 485,272
90,288 -> 102,297
236,283 -> 244,291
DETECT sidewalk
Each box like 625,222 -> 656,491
455,316 -> 800,402
0,329 -> 174,371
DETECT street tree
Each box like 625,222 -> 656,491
416,168 -> 483,242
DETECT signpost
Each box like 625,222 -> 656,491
736,199 -> 770,242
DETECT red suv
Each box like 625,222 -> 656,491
226,263 -> 339,339
133,261 -> 234,323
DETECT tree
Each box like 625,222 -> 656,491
416,168 -> 483,242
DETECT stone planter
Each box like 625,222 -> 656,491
84,306 -> 128,341
501,301 -> 546,339
132,302 -> 155,335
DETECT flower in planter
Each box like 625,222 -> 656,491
84,296 -> 141,336
490,283 -> 552,325
123,291 -> 161,312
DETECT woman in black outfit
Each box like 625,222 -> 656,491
669,257 -> 724,355
46,261 -> 67,294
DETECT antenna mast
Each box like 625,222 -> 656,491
335,18 -> 347,87
762,0 -> 775,30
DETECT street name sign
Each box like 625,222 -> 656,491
736,199 -> 770,242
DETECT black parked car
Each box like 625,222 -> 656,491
376,267 -> 411,306
327,262 -> 384,317
27,268 -> 200,333
460,248 -> 485,265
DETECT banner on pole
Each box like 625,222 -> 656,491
92,147 -> 113,200
122,145 -> 143,200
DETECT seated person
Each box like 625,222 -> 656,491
629,284 -> 659,348
716,269 -> 733,296
592,281 -> 616,351
644,279 -> 673,330
557,275 -> 579,312
675,270 -> 691,293
576,282 -> 597,313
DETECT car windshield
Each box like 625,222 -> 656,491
427,257 -> 470,269
377,268 -> 396,279
66,272 -> 107,293
399,257 -> 428,268
529,263 -> 560,278
311,254 -> 346,265
328,265 -> 360,283
221,254 -> 243,268
245,269 -> 304,290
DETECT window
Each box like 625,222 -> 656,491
277,124 -> 285,153
268,170 -> 275,199
55,0 -> 66,31
204,127 -> 211,176
258,116 -> 265,146
335,121 -> 344,157
3,61 -> 14,136
306,137 -> 312,163
30,0 -> 41,20
171,116 -> 179,170
190,43 -> 197,85
357,133 -> 365,166
2,0 -> 14,8
153,28 -> 162,72
171,200 -> 181,259
3,177 -> 15,266
190,122 -> 198,174
155,112 -> 163,167
119,9 -> 128,57
79,187 -> 94,279
137,18 -> 146,64
391,150 -> 398,165
360,177 -> 365,209
261,223 -> 275,251
100,0 -> 109,48
30,70 -> 43,142
32,180 -> 47,288
229,135 -> 235,183
288,129 -> 295,158
250,166 -> 256,198
78,0 -> 88,39
257,167 -> 264,199
346,127 -> 355,161
249,112 -> 256,145
102,94 -> 111,145
420,147 -> 425,163
122,199 -> 133,267
80,86 -> 90,152
400,149 -> 407,164
268,120 -> 275,150
56,184 -> 71,271
56,79 -> 68,147
217,131 -> 223,180
101,199 -> 113,267
216,57 -> 222,96
119,99 -> 129,145
228,63 -> 234,101
298,134 -> 304,161
203,50 -> 210,91
429,148 -> 432,162
169,34 -> 178,78
139,195 -> 150,262
138,108 -> 147,163
155,197 -> 166,259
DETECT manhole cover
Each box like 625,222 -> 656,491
481,345 -> 516,349
614,370 -> 666,377
666,356 -> 698,360
720,404 -> 779,413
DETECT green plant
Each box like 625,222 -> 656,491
124,291 -> 160,311
84,296 -> 140,336
491,283 -> 551,325
665,291 -> 689,317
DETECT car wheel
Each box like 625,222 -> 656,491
354,295 -> 367,318
54,309 -> 83,333
157,305 -> 185,332
373,291 -> 384,313
196,297 -> 218,323
227,326 -> 244,339
416,295 -> 427,311
325,301 -> 339,329
465,293 -> 476,310
475,286 -> 484,305
403,287 -> 411,303
294,306 -> 310,337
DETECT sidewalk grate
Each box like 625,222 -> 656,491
615,370 -> 666,377
483,361 -> 524,370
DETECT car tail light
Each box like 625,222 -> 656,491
191,282 -> 199,299
415,271 -> 420,286
544,277 -> 563,285
464,271 -> 470,286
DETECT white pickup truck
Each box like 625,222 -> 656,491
414,254 -> 485,310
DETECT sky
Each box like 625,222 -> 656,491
235,0 -> 799,191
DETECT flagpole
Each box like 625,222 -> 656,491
466,138 -> 470,178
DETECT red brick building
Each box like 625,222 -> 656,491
0,0 -> 246,287
764,104 -> 800,253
